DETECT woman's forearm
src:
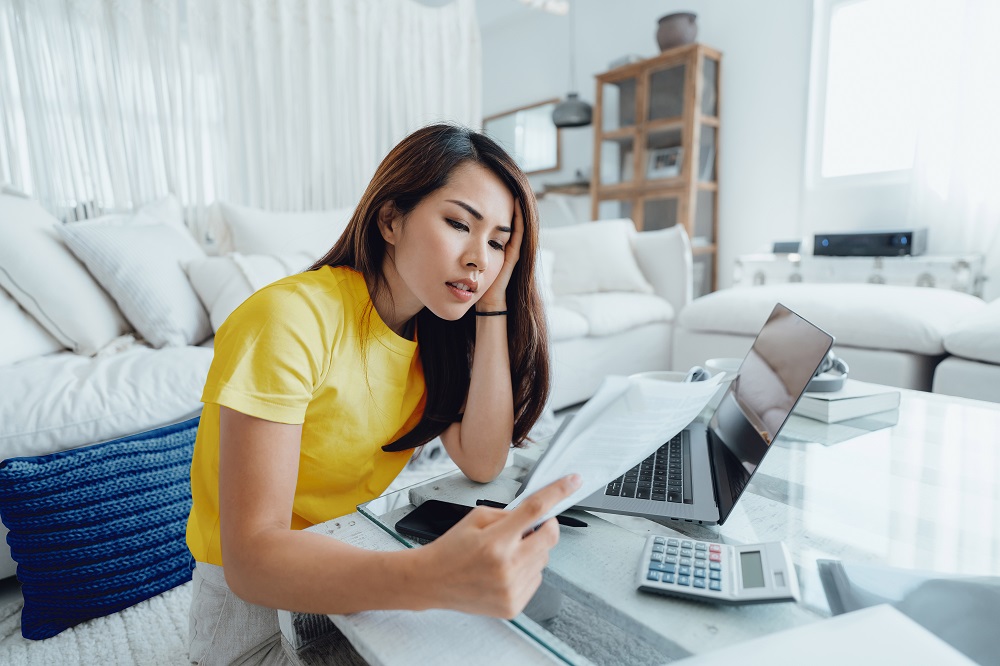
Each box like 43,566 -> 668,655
223,526 -> 438,615
449,314 -> 515,482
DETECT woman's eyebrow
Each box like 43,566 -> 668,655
446,199 -> 511,234
446,199 -> 483,220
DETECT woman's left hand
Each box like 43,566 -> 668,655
477,199 -> 524,311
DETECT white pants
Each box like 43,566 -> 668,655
188,562 -> 294,666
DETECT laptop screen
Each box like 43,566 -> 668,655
708,303 -> 834,523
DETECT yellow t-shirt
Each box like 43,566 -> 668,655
186,266 -> 425,566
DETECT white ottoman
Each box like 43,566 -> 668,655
672,284 -> 986,391
934,298 -> 1000,402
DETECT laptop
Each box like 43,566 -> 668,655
528,303 -> 834,526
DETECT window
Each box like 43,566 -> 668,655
812,0 -> 958,180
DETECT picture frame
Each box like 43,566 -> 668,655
646,146 -> 682,179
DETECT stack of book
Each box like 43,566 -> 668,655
794,380 -> 901,423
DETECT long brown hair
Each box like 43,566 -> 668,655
310,124 -> 549,451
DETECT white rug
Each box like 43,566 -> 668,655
0,582 -> 192,665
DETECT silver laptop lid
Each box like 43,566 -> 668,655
709,303 -> 834,523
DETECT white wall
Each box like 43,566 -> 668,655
480,1 -> 813,289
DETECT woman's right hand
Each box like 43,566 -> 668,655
417,474 -> 582,619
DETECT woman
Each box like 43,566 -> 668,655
185,124 -> 580,664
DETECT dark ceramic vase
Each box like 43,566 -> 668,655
656,12 -> 698,51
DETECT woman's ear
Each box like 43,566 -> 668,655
377,201 -> 399,245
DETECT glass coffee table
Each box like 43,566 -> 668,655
308,388 -> 1000,664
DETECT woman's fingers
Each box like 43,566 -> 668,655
495,474 -> 581,539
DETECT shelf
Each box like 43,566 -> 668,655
592,44 -> 722,293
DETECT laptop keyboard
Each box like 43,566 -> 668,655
604,433 -> 693,504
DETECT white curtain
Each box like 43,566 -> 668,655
907,0 -> 1000,300
0,0 -> 481,233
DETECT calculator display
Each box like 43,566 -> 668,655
740,551 -> 765,588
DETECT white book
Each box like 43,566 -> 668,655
794,380 -> 900,423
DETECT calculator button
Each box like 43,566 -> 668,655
694,552 -> 707,560
650,562 -> 676,574
680,557 -> 692,566
710,570 -> 721,581
709,580 -> 722,591
695,543 -> 707,551
667,547 -> 679,556
662,573 -> 675,584
654,537 -> 666,545
709,545 -> 721,553
647,570 -> 660,581
709,553 -> 721,562
667,538 -> 680,547
649,552 -> 663,563
677,575 -> 691,586
710,562 -> 722,571
693,579 -> 706,589
681,540 -> 693,548
652,546 -> 665,554
678,565 -> 691,576
694,568 -> 706,578
665,556 -> 679,564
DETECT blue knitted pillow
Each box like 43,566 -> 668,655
0,416 -> 199,640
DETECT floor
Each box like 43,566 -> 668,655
0,575 -> 20,607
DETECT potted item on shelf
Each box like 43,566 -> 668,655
656,12 -> 698,51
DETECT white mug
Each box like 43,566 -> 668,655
704,357 -> 742,378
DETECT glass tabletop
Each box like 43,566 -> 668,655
356,388 -> 1000,664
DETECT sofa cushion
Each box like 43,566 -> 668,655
540,219 -> 653,296
0,287 -> 63,365
0,195 -> 130,355
184,253 -> 312,332
57,196 -> 211,348
0,344 -> 211,459
557,292 -> 675,337
944,297 -> 1000,364
548,305 -> 589,342
678,284 -> 985,355
217,202 -> 352,259
0,417 -> 199,640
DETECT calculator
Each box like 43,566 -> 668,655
636,535 -> 800,605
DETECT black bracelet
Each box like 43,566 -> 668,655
475,310 -> 508,316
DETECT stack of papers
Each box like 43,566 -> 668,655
794,380 -> 900,423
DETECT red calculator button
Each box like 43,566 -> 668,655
708,545 -> 721,553
709,553 -> 721,562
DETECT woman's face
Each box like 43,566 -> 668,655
381,162 -> 515,322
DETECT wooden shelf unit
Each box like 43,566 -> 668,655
590,43 -> 722,296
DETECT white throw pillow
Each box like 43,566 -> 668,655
217,202 -> 353,259
57,196 -> 211,348
184,252 -> 313,332
0,344 -> 213,458
0,194 -> 130,355
539,219 -> 653,296
0,286 -> 64,365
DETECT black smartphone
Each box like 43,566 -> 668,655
394,500 -> 473,543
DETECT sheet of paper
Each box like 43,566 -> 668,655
507,374 -> 723,522
679,605 -> 974,665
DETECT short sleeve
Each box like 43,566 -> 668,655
201,282 -> 334,424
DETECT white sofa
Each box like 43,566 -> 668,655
0,192 -> 692,580
671,282 -> 1000,402
538,220 -> 692,409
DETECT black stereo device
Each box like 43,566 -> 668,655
813,229 -> 927,257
